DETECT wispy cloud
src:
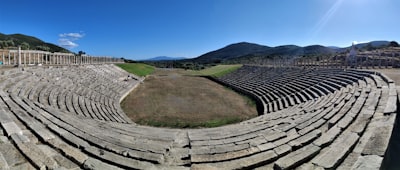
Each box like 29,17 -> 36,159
59,32 -> 85,39
58,38 -> 79,48
58,32 -> 85,49
352,40 -> 369,45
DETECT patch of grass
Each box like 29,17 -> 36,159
115,63 -> 155,76
243,95 -> 256,107
191,64 -> 242,77
223,86 -> 257,107
202,117 -> 242,128
138,117 -> 243,128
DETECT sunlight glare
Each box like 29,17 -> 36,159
310,0 -> 345,39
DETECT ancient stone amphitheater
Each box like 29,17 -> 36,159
0,64 -> 398,169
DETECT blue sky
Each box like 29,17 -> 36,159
1,0 -> 399,60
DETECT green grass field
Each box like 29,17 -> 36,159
115,63 -> 155,76
191,64 -> 242,77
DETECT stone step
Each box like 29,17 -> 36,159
273,144 -> 320,170
311,131 -> 359,169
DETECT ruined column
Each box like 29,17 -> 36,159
378,52 -> 382,68
23,52 -> 26,66
385,57 -> 389,68
28,52 -> 31,65
18,46 -> 22,66
1,51 -> 4,65
8,51 -> 11,65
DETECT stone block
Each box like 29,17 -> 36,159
362,125 -> 393,156
312,132 -> 359,169
274,144 -> 320,170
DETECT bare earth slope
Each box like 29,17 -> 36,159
121,68 -> 257,128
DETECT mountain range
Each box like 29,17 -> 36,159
193,41 -> 394,63
142,56 -> 187,61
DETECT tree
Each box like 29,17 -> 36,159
36,45 -> 50,51
389,41 -> 399,47
20,42 -> 30,50
365,43 -> 375,51
78,51 -> 86,56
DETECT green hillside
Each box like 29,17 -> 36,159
0,33 -> 70,53
193,42 -> 336,64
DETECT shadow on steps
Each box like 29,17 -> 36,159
381,92 -> 400,170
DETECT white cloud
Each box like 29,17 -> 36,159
58,38 -> 78,48
59,32 -> 85,39
352,40 -> 369,45
58,32 -> 85,49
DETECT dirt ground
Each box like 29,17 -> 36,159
367,68 -> 400,85
121,68 -> 257,128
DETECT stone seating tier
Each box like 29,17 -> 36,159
0,64 -> 397,169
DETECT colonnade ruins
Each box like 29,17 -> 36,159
0,48 -> 123,66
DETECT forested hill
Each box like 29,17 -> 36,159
193,41 -> 398,64
193,42 -> 335,63
0,33 -> 70,53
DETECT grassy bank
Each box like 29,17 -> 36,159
115,63 -> 155,76
192,64 -> 242,77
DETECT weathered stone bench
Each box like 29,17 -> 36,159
0,64 -> 397,169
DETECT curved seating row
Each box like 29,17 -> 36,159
0,64 -> 397,169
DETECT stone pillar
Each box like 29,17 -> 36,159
8,52 -> 11,65
18,46 -> 22,66
7,52 -> 9,65
379,52 -> 382,68
392,53 -> 395,68
386,58 -> 389,68
23,52 -> 26,66
28,52 -> 31,65
1,51 -> 4,65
